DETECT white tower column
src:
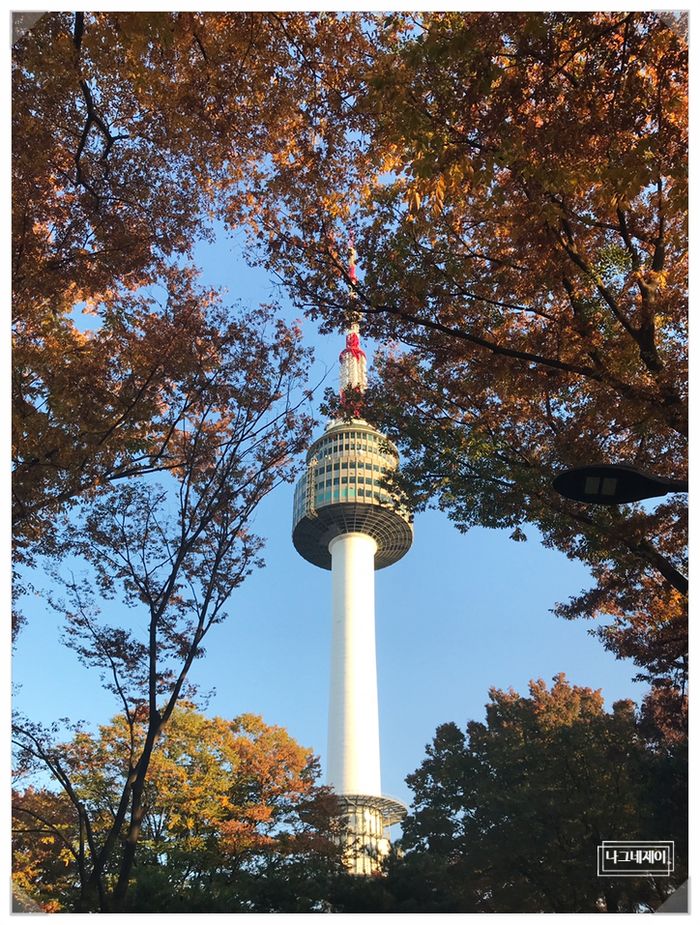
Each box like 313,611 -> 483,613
327,532 -> 381,796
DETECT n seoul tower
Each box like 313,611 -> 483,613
292,242 -> 413,874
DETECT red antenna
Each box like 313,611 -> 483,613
339,232 -> 366,415
348,231 -> 358,285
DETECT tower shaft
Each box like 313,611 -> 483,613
327,533 -> 381,796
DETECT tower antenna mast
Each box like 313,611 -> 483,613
339,234 -> 367,413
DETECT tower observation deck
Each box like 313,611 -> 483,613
292,419 -> 413,571
291,243 -> 413,875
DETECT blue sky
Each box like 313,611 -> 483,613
13,222 -> 650,826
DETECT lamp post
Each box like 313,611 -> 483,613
552,464 -> 688,506
552,463 -> 688,595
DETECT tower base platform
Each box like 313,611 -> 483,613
336,793 -> 407,875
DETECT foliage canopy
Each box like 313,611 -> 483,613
13,704 -> 347,912
394,675 -> 687,913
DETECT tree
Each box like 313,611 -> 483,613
237,11 -> 687,711
13,299 -> 313,911
13,704 -> 347,912
12,13 -> 360,908
398,675 -> 687,913
13,12 -> 217,555
14,271 -> 254,575
11,786 -> 78,912
12,11 -> 363,572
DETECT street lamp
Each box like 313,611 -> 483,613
552,464 -> 688,506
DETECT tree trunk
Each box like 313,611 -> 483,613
111,729 -> 160,909
77,873 -> 105,913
